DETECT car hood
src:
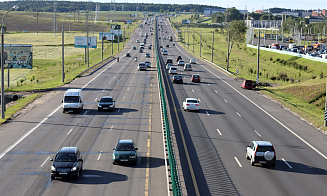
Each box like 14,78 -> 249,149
53,161 -> 76,168
113,151 -> 136,156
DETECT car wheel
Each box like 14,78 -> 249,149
75,171 -> 80,179
271,163 -> 276,167
246,152 -> 250,160
80,163 -> 83,171
62,110 -> 65,113
51,176 -> 55,181
250,157 -> 255,166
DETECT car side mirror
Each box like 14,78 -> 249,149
61,100 -> 63,103
78,159 -> 83,162
80,100 -> 82,103
50,158 -> 53,161
97,100 -> 99,102
113,148 -> 115,150
114,101 -> 116,102
135,148 -> 138,150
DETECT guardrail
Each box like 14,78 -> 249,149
155,18 -> 182,196
247,44 -> 327,63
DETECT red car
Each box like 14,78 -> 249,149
191,74 -> 201,83
176,56 -> 182,62
241,80 -> 254,89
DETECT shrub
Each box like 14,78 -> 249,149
311,75 -> 317,79
320,72 -> 324,79
270,76 -> 276,80
290,77 -> 295,83
279,72 -> 288,80
276,58 -> 280,62
269,57 -> 273,61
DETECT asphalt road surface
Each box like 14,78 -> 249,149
0,20 -> 169,196
157,17 -> 327,196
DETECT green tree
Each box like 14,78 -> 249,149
160,9 -> 164,14
226,20 -> 247,70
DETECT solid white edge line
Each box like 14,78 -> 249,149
0,58 -> 117,161
282,158 -> 293,169
198,63 -> 327,160
206,111 -> 209,116
0,104 -> 62,160
40,156 -> 50,167
217,129 -> 222,135
67,129 -> 74,136
234,157 -> 242,167
254,130 -> 262,137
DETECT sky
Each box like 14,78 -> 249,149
1,0 -> 327,12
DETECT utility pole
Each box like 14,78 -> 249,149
188,29 -> 189,50
257,30 -> 260,86
193,31 -> 194,54
227,29 -> 230,70
325,78 -> 327,127
200,31 -> 202,57
211,30 -> 214,62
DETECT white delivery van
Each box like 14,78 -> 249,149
62,89 -> 83,113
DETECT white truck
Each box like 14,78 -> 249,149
62,89 -> 84,113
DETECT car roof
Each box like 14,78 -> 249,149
59,147 -> 79,153
101,96 -> 113,99
192,74 -> 200,76
185,98 -> 198,101
253,141 -> 273,146
118,139 -> 134,144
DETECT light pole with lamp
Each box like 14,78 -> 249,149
1,5 -> 19,119
62,15 -> 72,83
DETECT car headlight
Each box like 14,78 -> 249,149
109,105 -> 113,107
51,166 -> 56,171
98,105 -> 102,107
71,166 -> 78,171
114,155 -> 119,159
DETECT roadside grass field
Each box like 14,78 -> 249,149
172,19 -> 327,131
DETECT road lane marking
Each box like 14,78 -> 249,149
234,157 -> 242,167
236,112 -> 241,117
110,125 -> 113,131
208,83 -> 210,86
206,111 -> 209,115
67,129 -> 73,135
97,151 -> 103,161
102,89 -> 105,92
215,90 -> 218,94
40,157 -> 50,167
198,99 -> 201,102
224,99 -> 228,103
145,88 -> 152,196
118,108 -> 120,113
282,158 -> 292,169
123,96 -> 126,100
196,60 -> 327,161
95,98 -> 98,102
192,89 -> 194,92
254,130 -> 261,137
127,87 -> 129,90
217,129 -> 222,135
84,110 -> 89,115
0,104 -> 62,160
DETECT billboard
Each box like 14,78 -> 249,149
124,20 -> 132,24
74,37 -> 97,48
99,33 -> 115,41
1,45 -> 33,69
182,20 -> 190,24
110,29 -> 122,36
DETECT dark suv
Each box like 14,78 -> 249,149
50,147 -> 83,180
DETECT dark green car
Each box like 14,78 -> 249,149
112,140 -> 138,165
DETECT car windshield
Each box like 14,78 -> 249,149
171,68 -> 177,70
174,76 -> 182,79
54,153 -> 77,162
187,100 -> 198,103
116,143 -> 135,151
64,96 -> 79,103
100,98 -> 113,102
257,146 -> 274,152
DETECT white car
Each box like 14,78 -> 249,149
166,63 -> 173,70
190,59 -> 196,64
169,66 -> 178,74
136,39 -> 139,43
183,98 -> 200,111
144,61 -> 151,68
162,50 -> 168,55
178,60 -> 184,66
246,141 -> 276,167
184,64 -> 192,71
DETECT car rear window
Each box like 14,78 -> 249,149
171,67 -> 177,70
187,100 -> 198,103
174,75 -> 182,79
193,75 -> 199,78
257,146 -> 274,152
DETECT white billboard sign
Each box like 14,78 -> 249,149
74,36 -> 97,48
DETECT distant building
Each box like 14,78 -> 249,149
204,8 -> 226,17
312,9 -> 327,17
255,10 -> 263,14
300,12 -> 311,18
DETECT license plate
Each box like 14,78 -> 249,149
120,159 -> 128,162
103,107 -> 108,110
59,172 -> 67,175
259,161 -> 267,164
68,110 -> 73,113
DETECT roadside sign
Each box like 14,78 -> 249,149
75,37 -> 97,48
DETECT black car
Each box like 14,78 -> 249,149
125,53 -> 131,57
139,49 -> 143,53
132,46 -> 136,50
159,45 -> 163,48
50,147 -> 83,180
98,96 -> 115,111
166,44 -> 169,48
173,75 -> 183,84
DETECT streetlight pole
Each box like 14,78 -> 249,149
62,15 -> 71,83
1,5 -> 18,119
101,25 -> 104,60
193,31 -> 194,54
200,31 -> 202,57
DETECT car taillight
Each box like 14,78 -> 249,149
254,148 -> 257,156
186,104 -> 189,105
195,104 -> 199,106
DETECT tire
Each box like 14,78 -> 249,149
63,110 -> 65,113
75,171 -> 80,179
113,161 -> 117,165
271,163 -> 276,167
51,176 -> 55,181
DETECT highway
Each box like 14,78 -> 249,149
0,20 -> 168,195
157,17 -> 327,195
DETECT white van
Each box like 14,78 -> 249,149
62,89 -> 83,113
140,43 -> 145,49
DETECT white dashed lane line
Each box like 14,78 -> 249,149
40,157 -> 50,167
97,151 -> 103,161
224,100 -> 228,103
206,111 -> 209,116
254,130 -> 261,137
236,112 -> 241,117
215,90 -> 218,94
110,125 -> 114,131
217,129 -> 222,135
95,98 -> 98,102
192,89 -> 194,92
234,157 -> 242,167
282,158 -> 293,169
67,129 -> 73,136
